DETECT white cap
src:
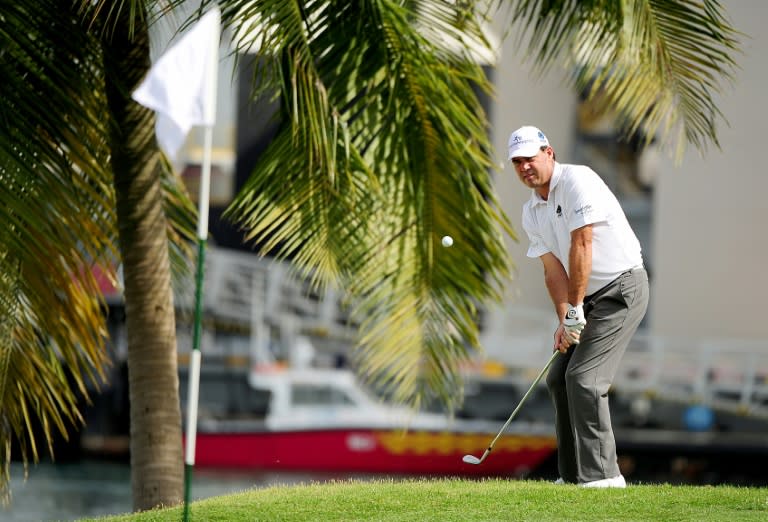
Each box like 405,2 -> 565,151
507,126 -> 549,159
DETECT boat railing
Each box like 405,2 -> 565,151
614,333 -> 768,418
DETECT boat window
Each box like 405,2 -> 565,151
291,384 -> 356,406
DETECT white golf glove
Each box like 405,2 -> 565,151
563,304 -> 586,344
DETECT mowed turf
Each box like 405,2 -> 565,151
81,478 -> 768,522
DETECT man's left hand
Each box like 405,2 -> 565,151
563,303 -> 586,344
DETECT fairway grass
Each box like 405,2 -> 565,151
81,478 -> 768,522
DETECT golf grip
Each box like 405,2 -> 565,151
483,350 -> 560,455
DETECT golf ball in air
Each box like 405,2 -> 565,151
441,235 -> 453,247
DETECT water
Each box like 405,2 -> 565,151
4,459 -> 375,522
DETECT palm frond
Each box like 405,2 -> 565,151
1,1 -> 116,500
160,158 -> 198,289
225,0 -> 513,409
502,0 -> 740,157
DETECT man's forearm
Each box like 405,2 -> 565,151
568,226 -> 592,305
542,257 -> 570,322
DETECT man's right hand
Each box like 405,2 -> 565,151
554,324 -> 576,353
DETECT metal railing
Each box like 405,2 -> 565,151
615,334 -> 768,418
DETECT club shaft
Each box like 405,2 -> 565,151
482,351 -> 559,456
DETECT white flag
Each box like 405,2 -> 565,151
132,7 -> 221,160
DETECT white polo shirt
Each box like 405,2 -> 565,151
522,162 -> 643,296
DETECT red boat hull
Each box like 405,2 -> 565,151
190,429 -> 556,476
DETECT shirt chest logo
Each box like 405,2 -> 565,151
555,205 -> 563,218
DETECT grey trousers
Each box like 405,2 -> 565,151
545,267 -> 649,483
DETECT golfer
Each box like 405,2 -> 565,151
508,125 -> 649,488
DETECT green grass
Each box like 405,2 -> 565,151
80,479 -> 768,522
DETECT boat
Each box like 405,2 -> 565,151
77,248 -> 768,484
188,362 -> 556,476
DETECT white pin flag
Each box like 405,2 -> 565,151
132,7 -> 221,160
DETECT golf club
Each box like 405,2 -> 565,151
462,350 -> 560,465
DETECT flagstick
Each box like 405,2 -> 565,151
183,11 -> 219,522
183,125 -> 211,522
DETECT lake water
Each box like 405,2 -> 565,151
3,460 -> 381,522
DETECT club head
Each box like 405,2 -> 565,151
462,454 -> 482,465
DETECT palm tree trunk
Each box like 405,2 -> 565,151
101,12 -> 184,512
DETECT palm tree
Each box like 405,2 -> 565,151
1,0 -> 195,511
101,6 -> 192,509
0,0 -> 739,511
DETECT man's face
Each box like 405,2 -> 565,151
511,147 -> 554,189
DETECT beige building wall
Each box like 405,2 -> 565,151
483,1 -> 766,366
651,0 -> 768,340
